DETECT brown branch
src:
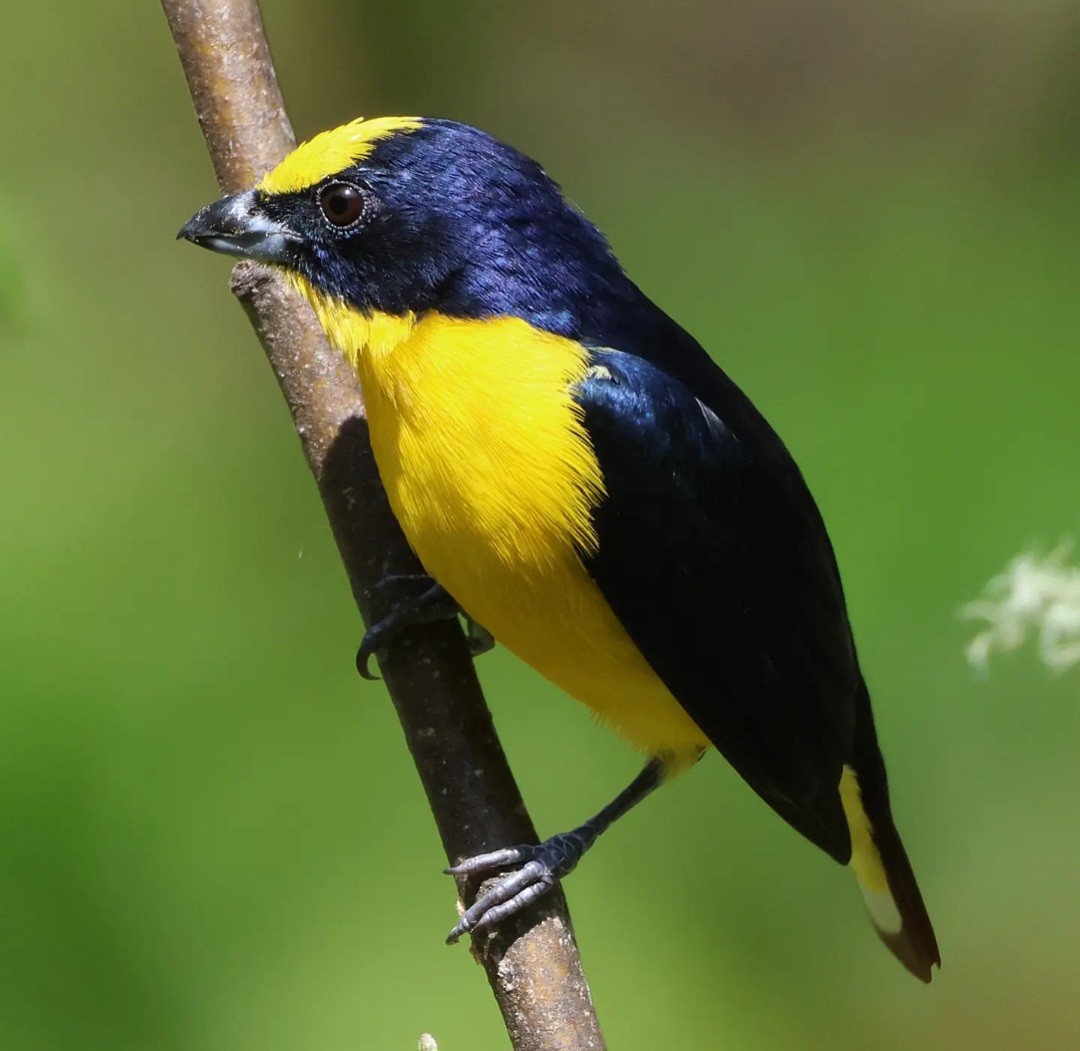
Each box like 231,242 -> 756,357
161,2 -> 606,1048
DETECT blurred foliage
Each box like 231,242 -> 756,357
0,215 -> 19,328
1,1 -> 1079,1049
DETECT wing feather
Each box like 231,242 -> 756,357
576,348 -> 858,861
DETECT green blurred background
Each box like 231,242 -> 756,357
2,1 -> 1078,1048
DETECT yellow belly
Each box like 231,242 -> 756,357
294,290 -> 708,761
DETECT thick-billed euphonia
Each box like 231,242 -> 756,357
180,116 -> 940,981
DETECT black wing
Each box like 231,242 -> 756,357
576,347 -> 859,862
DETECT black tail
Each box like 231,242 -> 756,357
841,680 -> 941,982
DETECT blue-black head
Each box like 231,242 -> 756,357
179,117 -> 629,327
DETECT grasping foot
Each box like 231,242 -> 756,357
444,833 -> 590,943
357,575 -> 460,680
443,759 -> 665,943
357,574 -> 495,679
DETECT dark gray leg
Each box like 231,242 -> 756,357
444,758 -> 664,943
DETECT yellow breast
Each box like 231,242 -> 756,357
294,284 -> 708,762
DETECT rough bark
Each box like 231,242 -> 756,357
161,1 -> 606,1047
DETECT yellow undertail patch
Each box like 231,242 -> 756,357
840,765 -> 902,934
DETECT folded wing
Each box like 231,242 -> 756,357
575,347 -> 860,861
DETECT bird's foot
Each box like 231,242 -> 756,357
357,575 -> 495,678
357,575 -> 460,680
443,831 -> 592,944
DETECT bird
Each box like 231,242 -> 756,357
179,116 -> 940,981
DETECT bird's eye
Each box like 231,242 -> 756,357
318,182 -> 368,229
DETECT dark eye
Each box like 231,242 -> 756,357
318,182 -> 368,229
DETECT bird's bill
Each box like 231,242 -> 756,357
177,189 -> 299,264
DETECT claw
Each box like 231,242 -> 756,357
465,618 -> 495,657
355,634 -> 384,681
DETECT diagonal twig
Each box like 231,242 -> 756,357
160,1 -> 606,1047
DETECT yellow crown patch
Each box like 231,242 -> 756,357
259,116 -> 422,195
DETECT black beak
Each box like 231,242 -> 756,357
178,189 -> 299,264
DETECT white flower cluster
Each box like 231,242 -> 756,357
963,544 -> 1080,673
